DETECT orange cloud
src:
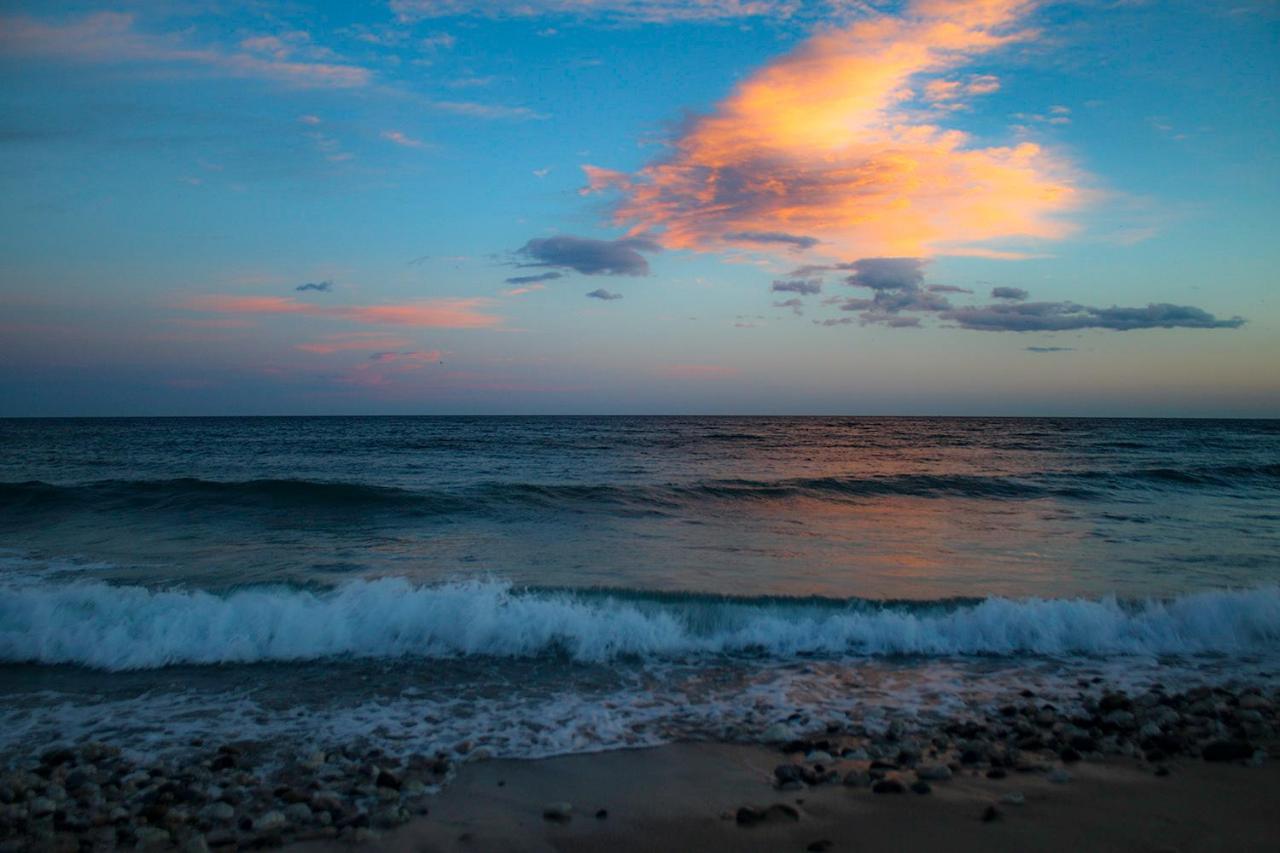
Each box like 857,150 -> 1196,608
587,0 -> 1082,261
185,295 -> 501,329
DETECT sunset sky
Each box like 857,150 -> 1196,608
1,0 -> 1276,416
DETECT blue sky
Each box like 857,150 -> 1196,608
0,0 -> 1276,416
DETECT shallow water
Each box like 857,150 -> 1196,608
1,416 -> 1278,763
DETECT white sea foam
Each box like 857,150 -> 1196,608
2,576 -> 1278,671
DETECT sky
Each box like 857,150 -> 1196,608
0,0 -> 1276,416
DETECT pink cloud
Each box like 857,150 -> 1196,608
184,295 -> 502,329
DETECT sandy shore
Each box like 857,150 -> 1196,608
4,683 -> 1277,850
302,741 -> 1280,853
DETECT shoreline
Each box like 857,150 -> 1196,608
1,682 -> 1276,850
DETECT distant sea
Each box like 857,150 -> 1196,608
2,417 -> 1278,763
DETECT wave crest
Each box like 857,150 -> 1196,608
2,578 -> 1278,671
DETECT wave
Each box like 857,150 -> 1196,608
3,462 -> 1276,520
2,578 -> 1278,671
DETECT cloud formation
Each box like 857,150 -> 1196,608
1025,346 -> 1074,353
771,278 -> 822,295
185,295 -> 501,329
582,0 -> 1081,260
724,231 -> 820,250
295,281 -> 333,292
586,288 -> 623,300
0,13 -> 371,89
518,235 -> 659,276
844,257 -> 926,291
800,255 -> 1245,333
942,302 -> 1245,333
391,1 -> 816,24
504,272 -> 564,285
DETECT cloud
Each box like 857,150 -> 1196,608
774,297 -> 805,315
771,278 -> 822,295
295,333 -> 415,353
724,231 -> 820,250
942,302 -> 1245,333
295,281 -> 333,292
185,295 -> 501,329
586,288 -> 623,300
844,257 -> 926,291
580,0 -> 1082,261
0,12 -> 372,89
382,130 -> 427,148
923,74 -> 1001,109
806,257 -> 1245,334
504,272 -> 564,285
1025,346 -> 1074,353
503,284 -> 547,296
391,1 -> 812,24
367,350 -> 444,364
428,101 -> 546,120
518,235 -> 659,276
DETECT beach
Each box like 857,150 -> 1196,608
3,680 -> 1277,851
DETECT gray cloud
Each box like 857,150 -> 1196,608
518,235 -> 658,276
1026,346 -> 1075,353
295,281 -> 333,292
845,257 -> 927,291
943,302 -> 1245,332
806,258 -> 1245,334
771,278 -> 823,295
773,297 -> 804,315
725,231 -> 820,250
586,288 -> 623,300
504,271 -> 564,285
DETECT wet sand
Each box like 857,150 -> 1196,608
303,741 -> 1280,852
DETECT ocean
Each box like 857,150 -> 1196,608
2,416 -> 1278,768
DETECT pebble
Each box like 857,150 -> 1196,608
871,778 -> 906,794
1000,792 -> 1025,806
543,801 -> 573,823
1047,768 -> 1072,784
915,764 -> 952,781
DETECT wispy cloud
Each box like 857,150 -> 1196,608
504,271 -> 564,285
582,0 -> 1082,260
295,333 -> 415,353
771,279 -> 822,295
391,1 -> 819,24
0,12 -> 372,89
943,301 -> 1245,333
586,288 -> 623,300
295,281 -> 334,293
382,130 -> 427,148
185,295 -> 502,329
429,101 -> 546,120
